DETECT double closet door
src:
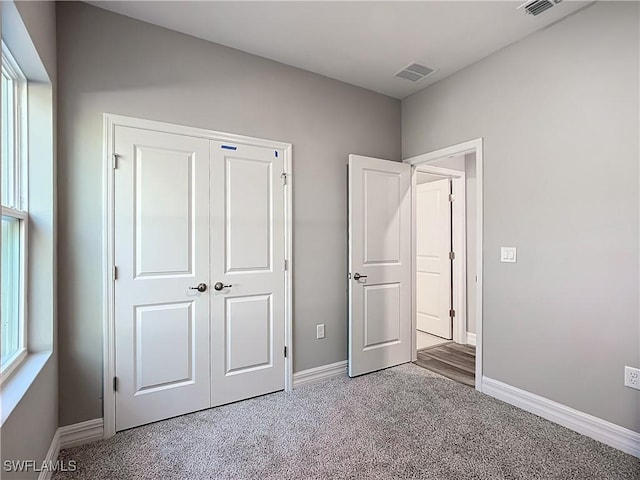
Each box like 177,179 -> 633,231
113,126 -> 285,431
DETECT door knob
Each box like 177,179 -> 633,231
353,273 -> 367,281
189,283 -> 208,293
214,282 -> 233,291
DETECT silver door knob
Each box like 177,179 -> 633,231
189,283 -> 207,293
353,273 -> 367,280
214,282 -> 232,291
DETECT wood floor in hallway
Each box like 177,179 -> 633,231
414,342 -> 475,387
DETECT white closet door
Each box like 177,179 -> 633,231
114,126 -> 211,431
209,142 -> 286,406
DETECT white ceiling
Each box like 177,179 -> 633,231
88,1 -> 591,99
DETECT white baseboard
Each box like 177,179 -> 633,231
37,430 -> 60,480
37,419 -> 104,479
482,376 -> 640,458
466,333 -> 476,346
59,418 -> 104,449
293,360 -> 348,388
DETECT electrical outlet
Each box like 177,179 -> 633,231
624,366 -> 640,390
316,324 -> 325,339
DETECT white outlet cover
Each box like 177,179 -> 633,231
501,247 -> 517,263
316,324 -> 325,339
624,366 -> 640,390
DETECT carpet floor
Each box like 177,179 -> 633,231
55,364 -> 639,480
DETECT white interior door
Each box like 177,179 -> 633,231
210,141 -> 286,406
114,126 -> 211,431
348,154 -> 412,377
416,179 -> 452,339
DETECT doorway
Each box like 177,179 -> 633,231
102,115 -> 293,436
415,174 -> 455,343
406,139 -> 483,390
346,140 -> 483,392
413,164 -> 473,386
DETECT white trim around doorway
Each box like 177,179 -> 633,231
404,138 -> 484,392
102,114 -> 294,438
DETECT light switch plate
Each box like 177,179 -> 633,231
501,247 -> 517,263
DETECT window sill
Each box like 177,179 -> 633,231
0,348 -> 28,384
0,351 -> 51,426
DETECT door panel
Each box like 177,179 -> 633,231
363,283 -> 401,349
224,294 -> 272,373
114,126 -> 210,431
135,302 -> 194,392
134,146 -> 193,276
349,154 -> 411,377
211,142 -> 285,406
225,157 -> 272,272
363,170 -> 401,264
416,180 -> 452,339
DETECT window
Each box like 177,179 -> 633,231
1,41 -> 27,375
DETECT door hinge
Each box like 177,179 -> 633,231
283,259 -> 288,271
284,346 -> 288,358
449,252 -> 455,260
113,265 -> 118,280
113,376 -> 118,392
112,154 -> 120,169
449,309 -> 456,318
281,172 -> 287,186
449,193 -> 455,202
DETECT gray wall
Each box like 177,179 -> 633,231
56,2 -> 400,426
1,360 -> 58,480
403,2 -> 639,432
416,172 -> 448,184
426,154 -> 465,171
1,1 -> 58,478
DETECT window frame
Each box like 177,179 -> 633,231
1,40 -> 29,380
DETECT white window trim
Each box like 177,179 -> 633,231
2,40 -> 28,211
1,40 -> 29,382
0,206 -> 28,382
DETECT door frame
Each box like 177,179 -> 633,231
404,138 -> 483,392
101,113 -> 293,438
413,167 -> 467,345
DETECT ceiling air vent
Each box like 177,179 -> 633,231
395,63 -> 435,83
519,0 -> 563,16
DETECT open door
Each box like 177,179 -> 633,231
416,179 -> 453,339
348,154 -> 412,377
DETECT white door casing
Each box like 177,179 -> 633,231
114,126 -> 211,431
210,141 -> 285,406
107,115 -> 293,436
416,179 -> 452,339
348,154 -> 412,377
